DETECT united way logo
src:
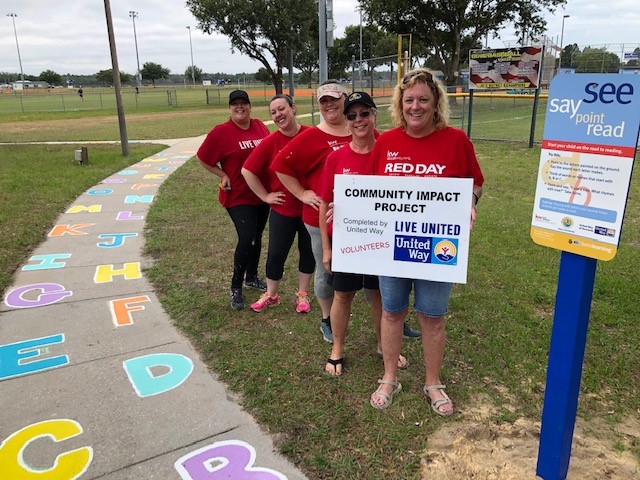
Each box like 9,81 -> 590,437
434,240 -> 456,262
393,235 -> 458,266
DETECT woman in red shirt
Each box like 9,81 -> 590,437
197,90 -> 270,310
319,92 -> 409,377
368,69 -> 484,415
271,80 -> 351,344
241,94 -> 314,314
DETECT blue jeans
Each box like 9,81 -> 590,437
305,224 -> 334,301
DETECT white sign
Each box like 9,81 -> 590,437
468,46 -> 543,90
332,175 -> 473,284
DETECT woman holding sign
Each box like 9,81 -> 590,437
318,92 -> 408,376
367,68 -> 484,414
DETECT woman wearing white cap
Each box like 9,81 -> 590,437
271,80 -> 351,343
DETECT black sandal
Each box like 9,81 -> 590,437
324,357 -> 344,377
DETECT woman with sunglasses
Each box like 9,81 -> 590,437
318,92 -> 409,377
367,69 -> 484,415
271,80 -> 352,344
197,90 -> 270,310
241,94 -> 315,314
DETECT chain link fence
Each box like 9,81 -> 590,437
565,43 -> 640,73
0,86 -> 292,114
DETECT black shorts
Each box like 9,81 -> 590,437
329,271 -> 379,292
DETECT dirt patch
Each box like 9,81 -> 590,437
421,395 -> 639,479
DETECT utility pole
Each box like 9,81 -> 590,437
7,13 -> 25,86
318,0 -> 327,83
187,26 -> 195,85
105,0 -> 129,156
129,11 -> 141,87
558,15 -> 570,74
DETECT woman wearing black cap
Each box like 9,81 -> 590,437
197,89 -> 270,310
318,92 -> 408,376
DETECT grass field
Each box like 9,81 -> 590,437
0,84 -> 400,114
1,88 -> 545,144
1,105 -> 637,478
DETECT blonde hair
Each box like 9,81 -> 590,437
390,68 -> 450,130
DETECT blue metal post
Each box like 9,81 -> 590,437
536,251 -> 597,479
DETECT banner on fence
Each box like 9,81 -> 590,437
531,74 -> 640,260
331,175 -> 473,284
469,47 -> 543,90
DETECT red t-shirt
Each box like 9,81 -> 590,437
366,127 -> 484,186
243,125 -> 310,218
197,118 -> 270,208
271,127 -> 351,227
320,145 -> 372,236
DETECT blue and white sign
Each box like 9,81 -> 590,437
531,74 -> 640,260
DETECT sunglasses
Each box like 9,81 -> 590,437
402,70 -> 434,84
345,110 -> 372,121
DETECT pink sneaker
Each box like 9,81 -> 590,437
250,292 -> 280,312
296,291 -> 311,314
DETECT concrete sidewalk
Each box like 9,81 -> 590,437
0,136 -> 308,480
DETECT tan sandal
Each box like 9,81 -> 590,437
370,379 -> 402,410
424,384 -> 453,416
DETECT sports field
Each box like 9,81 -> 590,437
0,88 -> 545,144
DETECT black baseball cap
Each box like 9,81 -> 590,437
343,91 -> 376,114
229,90 -> 250,105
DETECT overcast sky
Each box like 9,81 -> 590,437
1,0 -> 638,78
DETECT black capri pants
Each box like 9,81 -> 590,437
266,209 -> 315,280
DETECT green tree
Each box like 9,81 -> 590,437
39,70 -> 62,86
186,0 -> 315,94
561,43 -> 580,68
329,24 -> 397,83
293,22 -> 319,88
185,65 -> 204,83
95,69 -> 133,86
360,0 -> 567,85
573,47 -> 621,73
140,62 -> 170,86
254,67 -> 271,83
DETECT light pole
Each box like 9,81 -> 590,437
359,7 -> 363,87
7,13 -> 25,86
186,26 -> 195,85
129,11 -> 141,87
558,14 -> 570,73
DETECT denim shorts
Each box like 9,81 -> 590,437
378,276 -> 452,317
